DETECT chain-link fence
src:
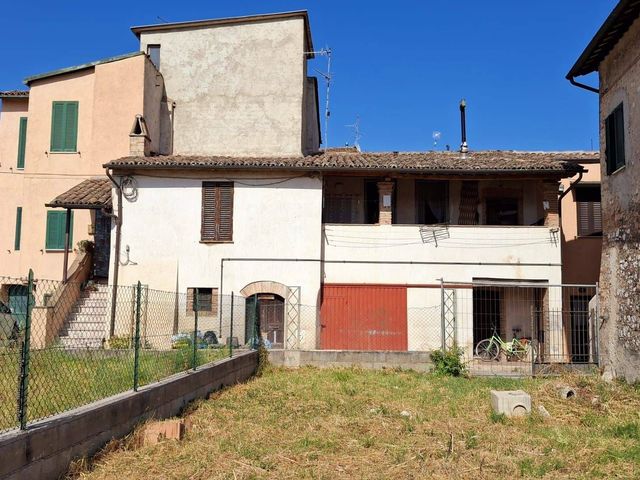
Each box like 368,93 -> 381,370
0,272 -> 255,434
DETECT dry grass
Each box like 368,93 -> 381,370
70,367 -> 640,479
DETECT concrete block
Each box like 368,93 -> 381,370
490,390 -> 531,417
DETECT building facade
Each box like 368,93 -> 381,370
567,0 -> 640,380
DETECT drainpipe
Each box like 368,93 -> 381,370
567,76 -> 599,94
558,171 -> 583,217
62,208 -> 71,283
105,167 -> 122,337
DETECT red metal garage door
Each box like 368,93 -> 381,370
320,285 -> 408,351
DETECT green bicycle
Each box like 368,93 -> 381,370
475,329 -> 532,362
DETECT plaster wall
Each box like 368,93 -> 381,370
138,17 -> 309,156
598,16 -> 640,380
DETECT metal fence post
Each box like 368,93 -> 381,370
440,278 -> 446,351
17,269 -> 34,430
192,288 -> 199,371
595,282 -> 600,366
133,281 -> 142,391
229,292 -> 234,358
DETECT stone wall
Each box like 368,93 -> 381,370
598,16 -> 640,381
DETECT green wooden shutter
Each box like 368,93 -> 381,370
50,102 -> 78,152
14,207 -> 22,251
17,117 -> 27,169
64,102 -> 78,152
46,210 -> 73,250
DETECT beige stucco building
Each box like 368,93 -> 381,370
0,52 -> 165,287
568,0 -> 640,380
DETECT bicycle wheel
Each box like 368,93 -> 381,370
511,339 -> 530,361
475,339 -> 499,361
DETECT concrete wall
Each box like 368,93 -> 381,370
138,17 -> 313,156
0,54 -> 162,283
560,162 -> 602,284
269,349 -> 432,372
0,351 -> 257,480
598,16 -> 640,381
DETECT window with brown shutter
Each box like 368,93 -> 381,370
201,182 -> 233,242
575,185 -> 602,237
187,287 -> 218,315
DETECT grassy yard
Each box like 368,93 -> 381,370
71,366 -> 640,480
0,347 -> 230,431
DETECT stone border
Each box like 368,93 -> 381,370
0,351 -> 257,480
268,349 -> 432,372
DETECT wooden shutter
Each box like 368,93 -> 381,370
605,103 -> 625,174
201,182 -> 233,242
50,102 -> 78,152
14,207 -> 22,251
17,117 -> 27,169
45,211 -> 73,250
458,181 -> 479,225
577,201 -> 602,236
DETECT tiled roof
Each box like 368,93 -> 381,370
24,52 -> 145,85
567,0 -> 640,78
46,178 -> 112,209
105,150 -> 596,177
0,90 -> 29,98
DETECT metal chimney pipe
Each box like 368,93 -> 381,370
459,99 -> 468,157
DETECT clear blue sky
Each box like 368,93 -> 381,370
1,1 -> 616,152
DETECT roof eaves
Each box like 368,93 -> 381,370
567,0 -> 640,79
131,10 -> 314,56
0,90 -> 29,98
24,51 -> 145,86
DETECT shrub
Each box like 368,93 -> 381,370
430,346 -> 467,377
108,335 -> 131,349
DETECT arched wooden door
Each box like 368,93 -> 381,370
246,294 -> 285,348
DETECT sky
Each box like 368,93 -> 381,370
0,1 -> 616,152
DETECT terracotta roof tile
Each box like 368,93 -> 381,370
0,90 -> 29,98
46,178 -> 112,209
105,150 -> 596,177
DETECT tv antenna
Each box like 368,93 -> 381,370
432,131 -> 442,149
305,47 -> 332,149
345,116 -> 362,151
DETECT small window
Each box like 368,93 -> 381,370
575,185 -> 602,236
45,210 -> 73,250
605,103 -> 625,174
415,180 -> 449,224
147,45 -> 161,69
201,182 -> 233,242
486,198 -> 519,225
50,101 -> 78,152
14,207 -> 22,251
17,117 -> 27,169
187,287 -> 218,315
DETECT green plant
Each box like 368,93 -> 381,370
108,335 -> 131,349
77,239 -> 95,254
430,346 -> 467,377
255,342 -> 269,377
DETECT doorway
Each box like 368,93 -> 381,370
245,294 -> 285,348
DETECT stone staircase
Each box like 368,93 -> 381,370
58,284 -> 110,349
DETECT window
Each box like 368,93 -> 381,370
187,287 -> 217,315
575,185 -> 602,236
14,207 -> 22,251
45,210 -> 73,250
605,103 -> 625,174
201,182 -> 233,242
415,180 -> 449,224
17,117 -> 27,169
486,198 -> 519,225
50,101 -> 78,152
147,45 -> 161,69
364,180 -> 380,224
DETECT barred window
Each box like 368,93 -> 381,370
187,287 -> 218,315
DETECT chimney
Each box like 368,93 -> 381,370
129,114 -> 151,157
459,99 -> 468,158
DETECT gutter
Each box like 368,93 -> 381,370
105,168 -> 123,337
558,171 -> 584,217
567,76 -> 599,94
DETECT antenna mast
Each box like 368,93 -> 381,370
345,116 -> 362,151
305,47 -> 332,149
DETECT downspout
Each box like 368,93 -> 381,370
105,167 -> 122,337
558,171 -> 584,217
568,76 -> 599,94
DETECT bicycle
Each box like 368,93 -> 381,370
475,329 -> 532,362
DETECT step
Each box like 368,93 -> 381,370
58,337 -> 104,349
